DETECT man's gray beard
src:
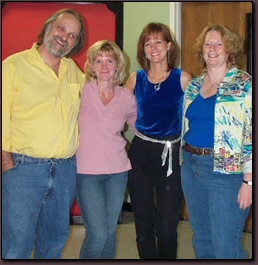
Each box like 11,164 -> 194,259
44,27 -> 71,58
45,38 -> 70,58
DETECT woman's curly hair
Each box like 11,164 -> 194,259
193,24 -> 245,72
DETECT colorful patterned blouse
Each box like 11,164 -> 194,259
181,68 -> 252,174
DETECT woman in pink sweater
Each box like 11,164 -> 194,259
76,40 -> 137,259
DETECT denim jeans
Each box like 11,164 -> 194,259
128,136 -> 184,259
181,150 -> 250,259
76,172 -> 128,259
2,153 -> 77,259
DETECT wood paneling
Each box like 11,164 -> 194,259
181,2 -> 252,232
181,2 -> 252,76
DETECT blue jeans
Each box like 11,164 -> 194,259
181,150 -> 250,259
2,153 -> 77,259
76,172 -> 128,259
128,136 -> 184,259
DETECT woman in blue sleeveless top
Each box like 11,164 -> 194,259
125,22 -> 193,259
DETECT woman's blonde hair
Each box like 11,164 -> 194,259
85,40 -> 126,85
193,24 -> 244,72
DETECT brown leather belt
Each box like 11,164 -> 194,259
182,143 -> 213,156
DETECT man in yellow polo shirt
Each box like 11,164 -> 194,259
2,8 -> 86,259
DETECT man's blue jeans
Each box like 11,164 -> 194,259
76,172 -> 128,259
181,150 -> 250,259
2,153 -> 77,259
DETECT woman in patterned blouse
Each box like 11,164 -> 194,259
181,24 -> 252,259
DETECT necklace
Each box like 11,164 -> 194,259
154,83 -> 161,91
150,70 -> 170,91
207,68 -> 228,90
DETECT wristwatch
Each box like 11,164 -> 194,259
243,180 -> 252,186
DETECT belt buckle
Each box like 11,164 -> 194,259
199,148 -> 205,156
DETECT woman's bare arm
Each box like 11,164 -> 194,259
181,70 -> 194,91
125,72 -> 137,92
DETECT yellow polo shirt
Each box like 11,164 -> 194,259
2,43 -> 85,159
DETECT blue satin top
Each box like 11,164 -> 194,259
134,69 -> 184,137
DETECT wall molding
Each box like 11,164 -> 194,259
170,2 -> 182,66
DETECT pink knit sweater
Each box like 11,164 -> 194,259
76,80 -> 137,174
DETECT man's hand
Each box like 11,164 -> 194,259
2,150 -> 14,173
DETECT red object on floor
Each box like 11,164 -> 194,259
70,200 -> 81,216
